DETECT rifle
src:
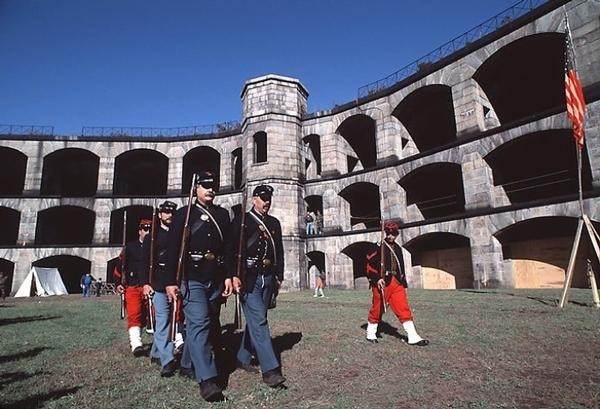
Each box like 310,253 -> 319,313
146,200 -> 158,333
379,219 -> 387,314
119,210 -> 128,320
169,174 -> 196,342
233,188 -> 248,331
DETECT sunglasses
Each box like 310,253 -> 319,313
197,182 -> 217,190
140,226 -> 151,231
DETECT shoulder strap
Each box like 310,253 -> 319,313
192,205 -> 224,242
383,241 -> 403,272
248,211 -> 278,266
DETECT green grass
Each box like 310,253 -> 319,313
1,289 -> 599,409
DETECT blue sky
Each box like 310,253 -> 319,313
0,0 -> 518,135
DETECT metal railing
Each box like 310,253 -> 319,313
0,124 -> 54,136
357,0 -> 548,99
81,121 -> 241,138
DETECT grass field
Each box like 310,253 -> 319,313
0,288 -> 599,409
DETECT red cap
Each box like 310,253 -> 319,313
139,219 -> 153,229
384,221 -> 399,233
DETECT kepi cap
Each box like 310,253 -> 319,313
158,200 -> 177,213
194,171 -> 216,186
252,184 -> 274,198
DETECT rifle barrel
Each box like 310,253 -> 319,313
169,174 -> 196,342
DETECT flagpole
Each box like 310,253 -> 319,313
563,9 -> 585,217
558,9 -> 598,307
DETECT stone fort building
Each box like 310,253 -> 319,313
1,0 -> 599,295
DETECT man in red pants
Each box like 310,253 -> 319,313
115,218 -> 152,356
365,221 -> 428,346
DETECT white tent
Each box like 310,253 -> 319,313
14,267 -> 68,297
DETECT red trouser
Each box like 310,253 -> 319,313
367,277 -> 413,324
125,286 -> 147,329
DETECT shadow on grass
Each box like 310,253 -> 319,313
0,347 -> 50,364
0,371 -> 46,388
458,289 -> 593,307
0,315 -> 61,327
1,386 -> 80,409
273,332 -> 302,353
0,304 -> 15,308
214,325 -> 302,390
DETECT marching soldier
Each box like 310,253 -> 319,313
115,218 -> 153,356
142,200 -> 182,377
365,221 -> 428,346
229,184 -> 286,388
164,171 -> 233,402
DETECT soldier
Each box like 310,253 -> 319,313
164,171 -> 233,402
115,218 -> 152,356
142,200 -> 181,377
229,184 -> 286,388
365,221 -> 428,346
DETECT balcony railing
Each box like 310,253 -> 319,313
357,0 -> 549,99
0,124 -> 54,136
81,121 -> 241,138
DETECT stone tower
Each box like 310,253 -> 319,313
240,74 -> 309,289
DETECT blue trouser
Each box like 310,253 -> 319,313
83,285 -> 91,297
180,279 -> 222,383
237,274 -> 279,373
150,291 -> 174,367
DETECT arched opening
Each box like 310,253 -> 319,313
0,207 -> 20,245
254,132 -> 267,163
405,233 -> 473,289
41,148 -> 99,197
182,146 -> 221,193
0,147 -> 27,195
109,205 -> 153,244
336,115 -> 377,172
32,255 -> 91,294
341,241 -> 377,288
0,259 -> 15,295
473,33 -> 565,124
339,182 -> 381,229
35,206 -> 95,245
306,251 -> 326,290
113,149 -> 168,195
495,217 -> 597,288
484,130 -> 592,204
392,85 -> 457,152
232,148 -> 243,189
303,134 -> 322,177
399,163 -> 466,219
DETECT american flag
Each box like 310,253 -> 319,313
564,15 -> 586,149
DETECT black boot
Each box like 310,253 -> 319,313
160,360 -> 178,377
262,368 -> 286,387
199,378 -> 224,402
179,366 -> 195,381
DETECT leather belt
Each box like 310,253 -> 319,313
246,258 -> 272,268
189,251 -> 217,261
